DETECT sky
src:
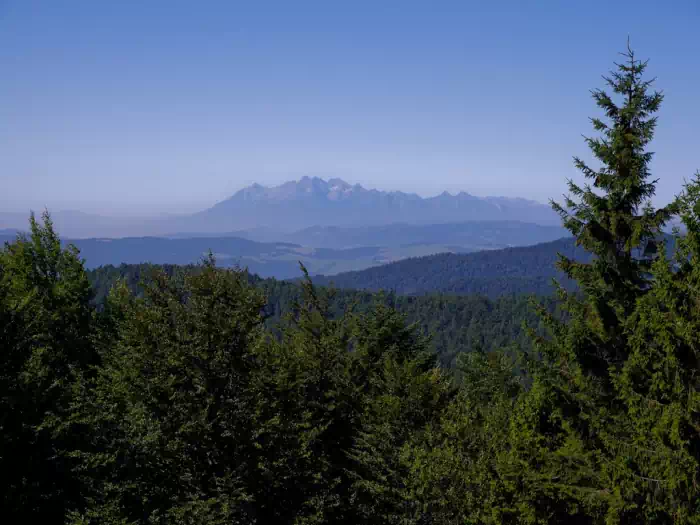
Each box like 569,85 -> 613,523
0,0 -> 698,217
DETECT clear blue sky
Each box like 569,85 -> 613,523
1,0 -> 698,216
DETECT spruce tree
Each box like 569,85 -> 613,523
249,268 -> 357,524
609,174 -> 700,523
346,302 -> 453,524
501,44 -> 681,523
73,258 -> 267,524
551,41 -> 675,372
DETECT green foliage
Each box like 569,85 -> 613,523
552,43 -> 676,342
608,174 -> 700,522
0,212 -> 97,521
72,256 -> 267,523
497,44 -> 698,524
88,263 -> 561,368
245,267 -> 454,524
59,260 -> 454,524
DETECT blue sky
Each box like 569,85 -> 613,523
0,0 -> 698,216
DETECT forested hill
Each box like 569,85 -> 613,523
309,235 -> 678,297
307,237 -> 588,297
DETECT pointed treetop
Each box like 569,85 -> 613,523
552,44 -> 674,302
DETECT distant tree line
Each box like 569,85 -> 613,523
88,262 -> 561,368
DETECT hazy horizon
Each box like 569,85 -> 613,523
2,175 -> 566,219
1,0 -> 699,216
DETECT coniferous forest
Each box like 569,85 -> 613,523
3,48 -> 700,524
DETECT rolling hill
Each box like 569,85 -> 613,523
1,231 -> 484,279
308,234 -> 677,298
308,237 -> 591,297
57,236 -> 393,279
1,220 -> 572,279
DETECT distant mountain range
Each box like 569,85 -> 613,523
0,177 -> 576,281
166,177 -> 561,234
1,177 -> 560,238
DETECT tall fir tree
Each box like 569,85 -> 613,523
500,44 -> 684,523
551,41 -> 675,372
607,173 -> 700,523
